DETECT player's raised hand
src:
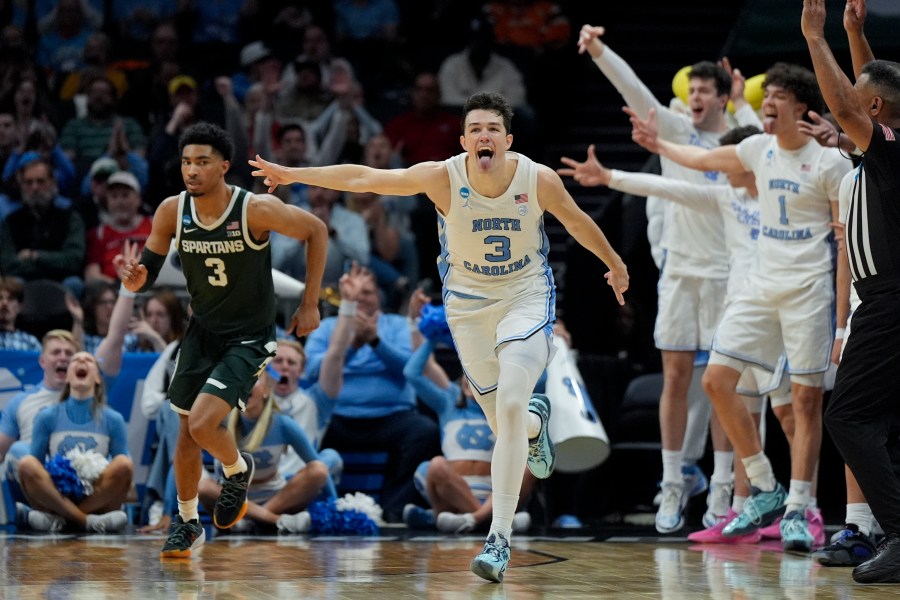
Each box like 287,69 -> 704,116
625,107 -> 660,154
577,25 -> 606,57
249,154 -> 295,193
115,240 -> 147,292
558,144 -> 611,187
797,110 -> 841,148
604,264 -> 629,306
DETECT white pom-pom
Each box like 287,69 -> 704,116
335,492 -> 383,523
64,448 -> 110,496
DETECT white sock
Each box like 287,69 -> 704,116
808,496 -> 818,510
741,452 -> 776,492
732,495 -> 747,513
526,411 -> 541,439
846,503 -> 874,536
785,479 -> 811,515
662,449 -> 684,485
490,493 -> 518,540
711,451 -> 734,485
223,453 -> 248,478
178,496 -> 199,522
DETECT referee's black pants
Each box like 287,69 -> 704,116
826,282 -> 900,536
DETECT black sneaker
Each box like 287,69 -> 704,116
160,515 -> 205,558
213,451 -> 255,529
813,524 -> 876,567
853,532 -> 900,583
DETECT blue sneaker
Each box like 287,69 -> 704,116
470,532 -> 511,583
526,394 -> 555,479
813,524 -> 876,566
682,464 -> 709,498
403,503 -> 435,529
722,483 -> 787,537
655,482 -> 687,534
780,510 -> 814,552
652,464 -> 709,507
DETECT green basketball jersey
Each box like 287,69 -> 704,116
175,186 -> 276,335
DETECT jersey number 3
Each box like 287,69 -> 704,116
205,257 -> 228,287
483,235 -> 510,262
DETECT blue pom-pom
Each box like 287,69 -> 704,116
45,454 -> 85,502
418,304 -> 455,348
307,499 -> 379,535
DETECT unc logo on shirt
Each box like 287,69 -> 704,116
456,423 -> 495,451
252,449 -> 276,471
57,435 -> 99,455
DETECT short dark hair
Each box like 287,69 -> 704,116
277,123 -> 305,143
462,92 -> 513,134
719,124 -> 761,146
178,122 -> 234,162
689,61 -> 732,97
764,62 -> 824,117
0,277 -> 24,302
861,60 -> 900,108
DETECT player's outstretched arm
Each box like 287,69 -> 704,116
537,166 -> 629,305
802,0 -> 874,151
250,196 -> 328,337
558,144 -> 612,187
628,107 -> 743,172
249,154 -> 447,202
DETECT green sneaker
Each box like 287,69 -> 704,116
722,483 -> 786,537
470,532 -> 511,583
780,510 -> 814,552
526,394 -> 555,479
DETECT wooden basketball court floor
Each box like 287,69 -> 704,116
0,527 -> 895,599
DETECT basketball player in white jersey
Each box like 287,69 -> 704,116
250,92 -> 629,583
558,128 -> 817,545
630,62 -> 851,551
577,25 -> 764,533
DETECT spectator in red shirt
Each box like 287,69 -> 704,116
384,73 -> 460,165
84,171 -> 151,282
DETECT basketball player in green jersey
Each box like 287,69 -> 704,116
117,123 -> 327,558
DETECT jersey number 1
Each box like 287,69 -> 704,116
205,258 -> 228,287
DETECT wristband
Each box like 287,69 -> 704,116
835,327 -> 846,339
338,300 -> 357,317
119,286 -> 137,299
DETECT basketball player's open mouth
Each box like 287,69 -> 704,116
279,375 -> 288,385
477,147 -> 493,169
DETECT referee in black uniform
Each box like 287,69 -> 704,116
803,0 -> 900,584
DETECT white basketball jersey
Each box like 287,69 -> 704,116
439,152 -> 554,300
736,134 -> 849,285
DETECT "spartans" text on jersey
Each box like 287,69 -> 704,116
180,239 -> 245,254
463,255 -> 531,276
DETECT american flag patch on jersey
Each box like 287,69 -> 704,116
514,193 -> 528,204
226,221 -> 240,230
881,123 -> 896,141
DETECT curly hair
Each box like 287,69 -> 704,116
763,63 -> 824,118
178,122 -> 234,162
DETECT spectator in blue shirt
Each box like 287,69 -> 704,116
0,277 -> 41,351
303,267 -> 440,521
16,351 -> 132,533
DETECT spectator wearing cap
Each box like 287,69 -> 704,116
233,41 -> 280,104
58,76 -> 146,177
0,158 -> 85,298
85,171 -> 150,283
76,156 -> 118,230
0,277 -> 42,351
